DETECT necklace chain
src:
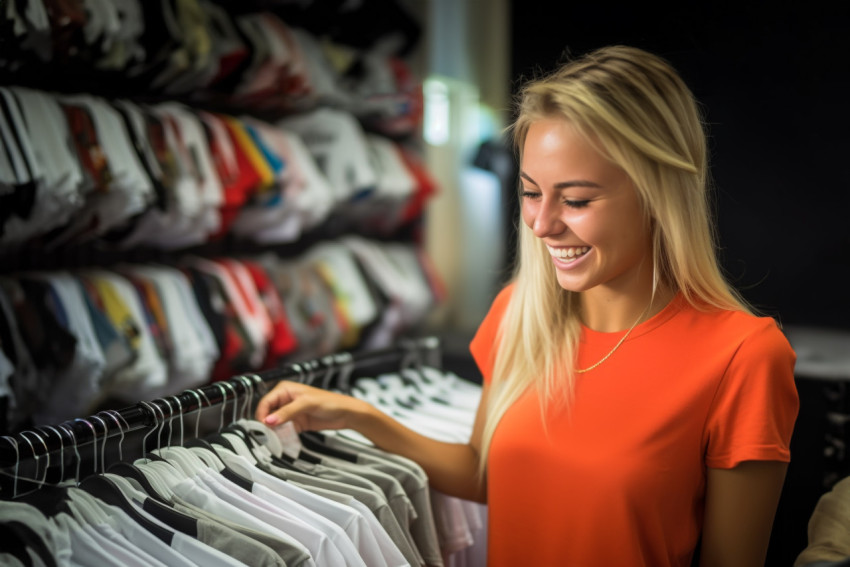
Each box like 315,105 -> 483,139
575,301 -> 652,374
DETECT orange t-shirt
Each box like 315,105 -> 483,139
469,284 -> 799,567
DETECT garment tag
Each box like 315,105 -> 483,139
273,421 -> 303,459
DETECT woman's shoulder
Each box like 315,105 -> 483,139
492,282 -> 516,307
476,282 -> 516,325
679,300 -> 794,357
470,283 -> 517,381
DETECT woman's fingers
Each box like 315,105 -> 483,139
255,381 -> 357,431
267,394 -> 313,430
254,380 -> 297,422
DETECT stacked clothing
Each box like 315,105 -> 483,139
0,88 -> 435,252
0,241 -> 440,431
0,0 -> 423,135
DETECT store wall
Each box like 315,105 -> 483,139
420,1 -> 850,335
413,0 -> 512,335
507,2 -> 850,331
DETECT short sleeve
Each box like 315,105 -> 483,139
704,319 -> 799,468
469,284 -> 514,385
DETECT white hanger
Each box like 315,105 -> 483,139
96,409 -> 157,503
34,424 -> 67,486
183,388 -> 226,473
1,435 -> 21,499
152,397 -> 209,476
19,430 -> 49,490
132,401 -> 179,499
55,422 -> 82,486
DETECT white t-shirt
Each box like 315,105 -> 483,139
279,107 -> 376,203
157,103 -> 224,241
171,473 -> 318,566
120,265 -> 216,395
3,88 -> 84,245
217,439 -> 392,567
307,241 -> 379,333
57,94 -> 152,240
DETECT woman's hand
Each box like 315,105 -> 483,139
254,381 -> 372,433
255,380 -> 490,502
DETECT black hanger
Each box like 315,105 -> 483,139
16,485 -> 73,518
79,474 -> 174,545
76,411 -> 175,544
262,446 -> 303,471
107,459 -> 199,540
230,429 -> 303,473
106,461 -> 169,504
9,521 -> 57,566
299,431 -> 359,463
205,432 -> 237,453
223,423 -> 268,462
185,383 -> 254,491
295,446 -> 322,465
95,409 -> 170,505
139,496 -> 199,539
183,436 -> 219,456
2,520 -> 59,567
0,522 -> 34,567
184,437 -> 254,492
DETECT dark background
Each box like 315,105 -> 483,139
507,3 -> 850,565
508,2 -> 850,330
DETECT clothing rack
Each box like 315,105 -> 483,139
0,336 -> 441,485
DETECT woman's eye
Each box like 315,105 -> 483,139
520,191 -> 590,208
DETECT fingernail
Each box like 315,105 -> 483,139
264,415 -> 280,426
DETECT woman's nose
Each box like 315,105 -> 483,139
531,199 -> 565,238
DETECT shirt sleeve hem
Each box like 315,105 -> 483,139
706,445 -> 792,469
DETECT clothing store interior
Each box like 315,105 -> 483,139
0,1 -> 847,566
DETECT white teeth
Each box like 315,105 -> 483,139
547,246 -> 589,261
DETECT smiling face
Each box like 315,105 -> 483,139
520,117 -> 654,298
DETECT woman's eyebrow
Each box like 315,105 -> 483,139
520,171 -> 602,189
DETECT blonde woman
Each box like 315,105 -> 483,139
256,45 -> 799,566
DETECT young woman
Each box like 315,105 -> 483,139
255,45 -> 799,566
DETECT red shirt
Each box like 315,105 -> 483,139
470,284 -> 799,566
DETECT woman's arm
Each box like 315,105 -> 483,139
699,460 -> 789,567
255,380 -> 490,503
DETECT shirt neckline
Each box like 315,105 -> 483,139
580,291 -> 686,342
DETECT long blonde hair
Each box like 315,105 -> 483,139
478,45 -> 752,474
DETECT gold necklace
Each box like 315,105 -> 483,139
575,301 -> 652,374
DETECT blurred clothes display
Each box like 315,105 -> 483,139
0,0 -> 423,134
0,241 -> 440,431
0,88 -> 432,252
0,0 -> 442,437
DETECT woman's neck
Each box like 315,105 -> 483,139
579,283 -> 676,333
